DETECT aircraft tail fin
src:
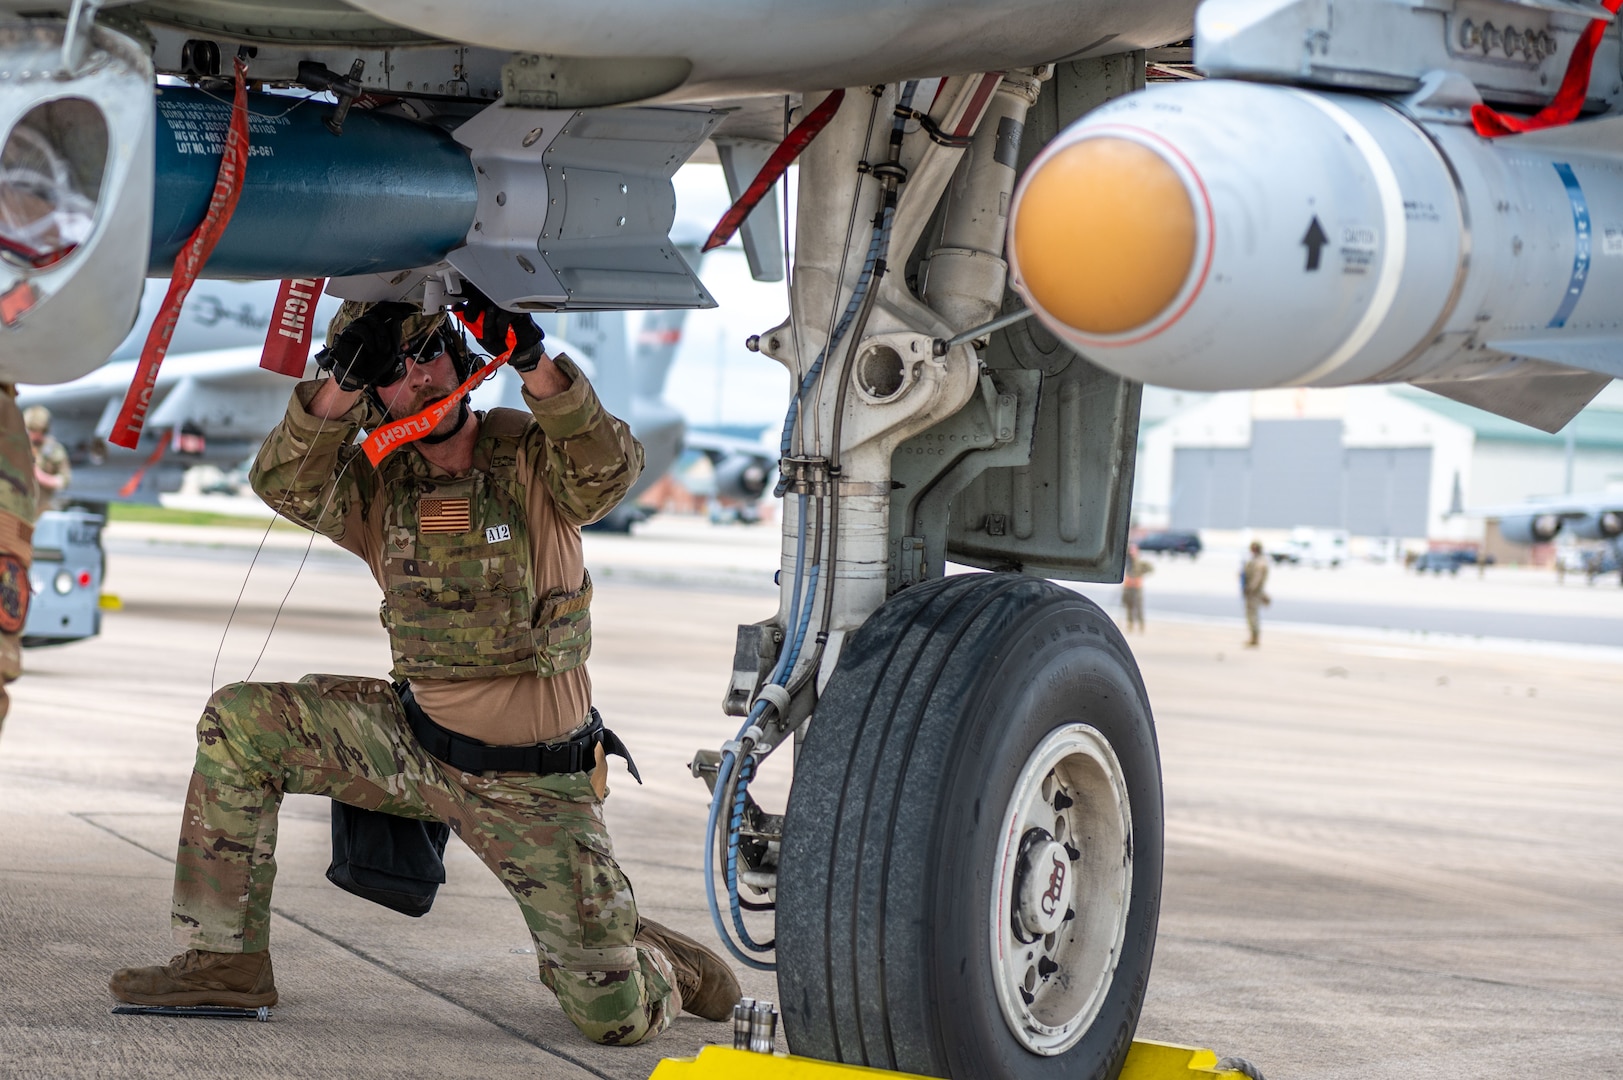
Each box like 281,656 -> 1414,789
634,244 -> 706,398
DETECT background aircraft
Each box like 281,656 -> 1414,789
16,279 -> 344,504
1469,492 -> 1623,546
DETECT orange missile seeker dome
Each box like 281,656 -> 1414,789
1011,136 -> 1199,337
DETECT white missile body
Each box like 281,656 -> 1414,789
1006,77 -> 1623,403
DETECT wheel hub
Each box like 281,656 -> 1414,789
1013,830 -> 1074,940
991,722 -> 1132,1057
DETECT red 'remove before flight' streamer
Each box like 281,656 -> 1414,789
259,277 -> 328,376
109,56 -> 251,448
360,318 -> 516,467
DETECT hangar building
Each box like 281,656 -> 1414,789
1133,386 -> 1623,545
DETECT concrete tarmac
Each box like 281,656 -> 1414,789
1,520 -> 1619,1079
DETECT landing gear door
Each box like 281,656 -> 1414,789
947,313 -> 1141,583
0,19 -> 154,384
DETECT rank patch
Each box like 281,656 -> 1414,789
418,497 -> 471,534
0,553 -> 29,634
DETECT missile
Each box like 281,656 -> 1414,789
1005,76 -> 1623,401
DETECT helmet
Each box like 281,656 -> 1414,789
22,405 -> 49,433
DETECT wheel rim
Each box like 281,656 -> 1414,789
990,722 -> 1132,1056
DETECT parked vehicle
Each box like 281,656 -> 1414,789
1135,530 -> 1202,557
1412,549 -> 1467,575
1413,546 -> 1494,575
23,507 -> 105,647
1269,527 -> 1347,568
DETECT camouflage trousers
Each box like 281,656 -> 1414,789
0,385 -> 37,737
1121,586 -> 1144,631
173,674 -> 676,1045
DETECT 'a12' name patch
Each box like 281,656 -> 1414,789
486,524 -> 511,544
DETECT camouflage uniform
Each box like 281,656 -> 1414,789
24,404 -> 70,514
1121,553 -> 1152,633
1242,552 -> 1270,646
0,385 -> 37,734
167,310 -> 669,1045
179,675 -> 669,1044
30,435 -> 69,515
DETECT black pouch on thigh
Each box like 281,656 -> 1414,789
326,802 -> 451,918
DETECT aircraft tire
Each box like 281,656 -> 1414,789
777,572 -> 1163,1080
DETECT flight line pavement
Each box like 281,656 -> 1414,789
0,518 -> 1619,1079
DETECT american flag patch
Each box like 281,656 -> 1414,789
418,496 -> 472,534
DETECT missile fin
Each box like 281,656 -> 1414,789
1416,364 -> 1612,433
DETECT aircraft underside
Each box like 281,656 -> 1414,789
0,0 -> 1615,1076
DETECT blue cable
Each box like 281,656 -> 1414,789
703,496 -> 811,966
702,744 -> 774,970
776,216 -> 893,486
779,78 -> 918,468
726,754 -> 775,951
722,561 -> 819,954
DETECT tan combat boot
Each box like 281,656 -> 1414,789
635,919 -> 741,1021
109,949 -> 278,1008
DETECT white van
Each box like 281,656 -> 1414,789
1269,527 -> 1348,568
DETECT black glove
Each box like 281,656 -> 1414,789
455,283 -> 545,372
316,302 -> 417,391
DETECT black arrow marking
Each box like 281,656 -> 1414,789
1302,216 -> 1328,272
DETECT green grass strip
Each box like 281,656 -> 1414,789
107,504 -> 304,531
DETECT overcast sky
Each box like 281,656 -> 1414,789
667,164 -> 793,434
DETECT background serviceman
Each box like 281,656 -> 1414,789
1121,543 -> 1152,632
0,386 -> 37,737
23,404 -> 68,514
1242,540 -> 1271,648
110,293 -> 740,1044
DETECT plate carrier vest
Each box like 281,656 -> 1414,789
375,408 -> 591,681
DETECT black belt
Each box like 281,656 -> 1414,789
396,682 -> 641,783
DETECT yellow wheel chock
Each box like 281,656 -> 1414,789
651,1040 -> 1261,1080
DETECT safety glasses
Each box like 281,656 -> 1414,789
376,327 -> 452,387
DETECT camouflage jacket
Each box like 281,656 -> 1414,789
32,435 -> 70,514
250,355 -> 643,680
0,387 -> 37,532
1242,555 -> 1270,601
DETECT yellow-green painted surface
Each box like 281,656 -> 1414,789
650,1040 -> 1255,1080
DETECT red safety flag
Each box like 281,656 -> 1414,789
1473,0 -> 1623,137
702,89 -> 846,253
360,315 -> 515,467
109,56 -> 251,448
260,277 -> 327,376
116,429 -> 173,499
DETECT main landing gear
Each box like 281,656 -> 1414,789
778,574 -> 1162,1080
